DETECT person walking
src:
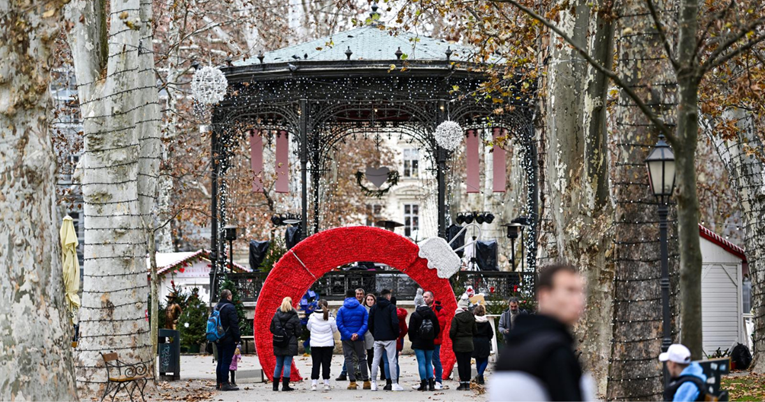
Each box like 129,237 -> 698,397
215,289 -> 241,391
450,294 -> 476,391
472,304 -> 493,384
270,297 -> 302,392
337,288 -> 366,381
307,299 -> 338,391
498,297 -> 527,344
432,299 -> 448,389
489,263 -> 588,401
383,296 -> 407,390
409,290 -> 441,391
661,344 -> 708,402
367,289 -> 404,391
336,289 -> 370,390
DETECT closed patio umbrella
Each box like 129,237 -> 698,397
60,215 -> 80,324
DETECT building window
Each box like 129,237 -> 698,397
365,204 -> 383,226
404,204 -> 419,238
403,148 -> 419,178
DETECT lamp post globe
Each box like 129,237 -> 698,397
224,225 -> 238,274
644,135 -> 676,204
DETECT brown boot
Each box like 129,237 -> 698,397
347,381 -> 358,390
363,380 -> 371,390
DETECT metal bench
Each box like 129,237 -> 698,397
100,352 -> 152,402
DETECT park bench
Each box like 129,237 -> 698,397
100,352 -> 152,402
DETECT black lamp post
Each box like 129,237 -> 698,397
505,223 -> 522,271
644,134 -> 676,383
224,225 -> 238,274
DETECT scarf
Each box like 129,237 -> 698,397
475,315 -> 489,323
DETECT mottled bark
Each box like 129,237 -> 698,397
67,0 -> 160,395
537,0 -> 615,395
0,1 -> 78,400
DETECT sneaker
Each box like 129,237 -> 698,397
221,383 -> 239,391
323,384 -> 331,391
336,374 -> 347,381
311,384 -> 317,391
347,381 -> 358,390
434,382 -> 443,390
370,381 -> 378,391
391,383 -> 404,392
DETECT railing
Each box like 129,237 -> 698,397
228,269 -> 536,302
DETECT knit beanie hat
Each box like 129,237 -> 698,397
414,288 -> 425,307
457,294 -> 469,309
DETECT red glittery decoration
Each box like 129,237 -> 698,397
254,226 -> 458,382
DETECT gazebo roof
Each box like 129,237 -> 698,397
234,25 -> 489,67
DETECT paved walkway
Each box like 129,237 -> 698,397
156,353 -> 487,401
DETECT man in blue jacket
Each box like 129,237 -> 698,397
336,289 -> 370,390
661,344 -> 708,401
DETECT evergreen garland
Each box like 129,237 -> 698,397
354,170 -> 399,197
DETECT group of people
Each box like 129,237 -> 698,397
212,263 -> 711,401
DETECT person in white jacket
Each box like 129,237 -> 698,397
307,299 -> 338,391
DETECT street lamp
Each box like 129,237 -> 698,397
504,223 -> 522,271
224,225 -> 238,274
644,134 -> 676,384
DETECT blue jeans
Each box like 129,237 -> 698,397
274,355 -> 293,378
383,350 -> 400,381
433,345 -> 443,382
414,349 -> 434,380
476,357 -> 489,376
216,341 -> 236,385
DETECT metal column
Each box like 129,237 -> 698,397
436,100 -> 447,239
300,99 -> 309,239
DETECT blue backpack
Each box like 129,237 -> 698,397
206,306 -> 227,342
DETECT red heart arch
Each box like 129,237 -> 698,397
254,226 -> 457,382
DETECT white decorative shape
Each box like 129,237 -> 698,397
435,120 -> 463,151
418,237 -> 461,279
191,66 -> 228,105
365,166 -> 390,188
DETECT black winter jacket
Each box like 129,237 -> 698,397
408,306 -> 440,351
495,314 -> 583,401
368,297 -> 399,341
450,310 -> 477,353
270,309 -> 302,357
472,319 -> 494,359
215,299 -> 241,344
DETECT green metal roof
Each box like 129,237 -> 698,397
234,25 -> 495,67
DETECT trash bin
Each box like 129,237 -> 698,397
159,328 -> 181,381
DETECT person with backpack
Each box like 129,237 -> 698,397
472,304 -> 493,385
450,294 -> 476,391
409,289 -> 441,391
661,344 -> 708,402
270,297 -> 302,392
336,289 -> 371,390
489,263 -> 589,401
211,289 -> 241,391
367,289 -> 403,391
431,298 -> 448,390
307,299 -> 337,391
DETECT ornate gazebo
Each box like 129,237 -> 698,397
208,8 -> 538,286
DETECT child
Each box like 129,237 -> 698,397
229,344 -> 242,387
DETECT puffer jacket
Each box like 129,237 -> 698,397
270,309 -> 301,356
307,309 -> 338,347
433,304 -> 449,346
408,305 -> 441,351
449,309 -> 477,353
336,297 -> 368,341
472,317 -> 494,359
368,297 -> 399,341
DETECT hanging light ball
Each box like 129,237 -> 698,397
191,66 -> 228,105
435,120 -> 463,151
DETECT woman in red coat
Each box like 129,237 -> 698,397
432,300 -> 449,389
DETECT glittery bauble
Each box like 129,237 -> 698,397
191,66 -> 228,105
435,120 -> 463,151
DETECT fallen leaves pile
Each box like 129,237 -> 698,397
721,372 -> 765,401
145,380 -> 215,402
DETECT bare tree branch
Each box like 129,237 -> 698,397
645,0 -> 679,70
702,32 -> 765,73
702,17 -> 765,71
490,0 -> 676,141
692,0 -> 736,62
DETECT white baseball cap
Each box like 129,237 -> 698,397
659,344 -> 692,364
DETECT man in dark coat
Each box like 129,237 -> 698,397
409,291 -> 441,391
215,289 -> 241,391
498,297 -> 528,343
367,289 -> 403,391
490,263 -> 586,401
